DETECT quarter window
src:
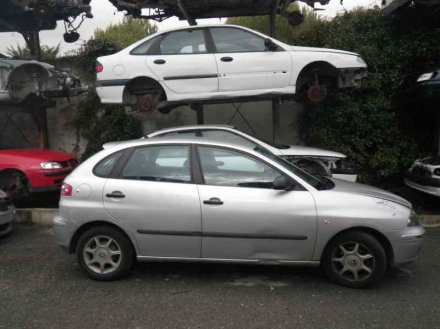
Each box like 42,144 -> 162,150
121,145 -> 191,183
198,146 -> 282,189
93,151 -> 123,178
158,30 -> 207,55
131,37 -> 157,55
210,27 -> 268,53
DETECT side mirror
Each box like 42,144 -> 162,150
264,38 -> 278,52
273,175 -> 293,190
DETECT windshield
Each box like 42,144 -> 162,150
254,146 -> 333,190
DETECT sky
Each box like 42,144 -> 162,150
0,0 -> 380,56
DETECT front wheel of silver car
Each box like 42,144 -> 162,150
77,226 -> 134,281
322,231 -> 387,288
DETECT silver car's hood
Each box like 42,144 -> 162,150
331,179 -> 412,208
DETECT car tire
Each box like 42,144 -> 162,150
322,231 -> 387,288
76,226 -> 134,281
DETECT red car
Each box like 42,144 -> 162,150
0,149 -> 78,199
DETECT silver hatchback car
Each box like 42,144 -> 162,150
53,137 -> 424,288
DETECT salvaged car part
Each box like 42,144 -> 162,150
0,56 -> 83,105
405,156 -> 440,197
0,189 -> 14,237
0,0 -> 92,32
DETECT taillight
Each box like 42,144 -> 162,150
61,183 -> 73,197
96,61 -> 103,73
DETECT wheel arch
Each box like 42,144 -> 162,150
295,61 -> 338,92
69,220 -> 138,256
0,168 -> 28,185
321,226 -> 394,266
122,75 -> 167,104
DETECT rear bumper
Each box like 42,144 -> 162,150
96,85 -> 124,104
53,215 -> 78,252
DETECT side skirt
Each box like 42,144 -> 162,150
136,256 -> 320,266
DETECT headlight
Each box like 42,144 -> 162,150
417,72 -> 434,82
40,162 -> 63,169
356,56 -> 366,65
434,168 -> 440,176
407,210 -> 421,227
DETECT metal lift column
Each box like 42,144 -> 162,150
269,0 -> 281,144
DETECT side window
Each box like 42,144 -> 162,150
158,30 -> 207,55
93,151 -> 123,178
210,27 -> 267,53
120,145 -> 191,183
198,146 -> 282,189
131,37 -> 157,55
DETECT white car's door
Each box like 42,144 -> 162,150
145,29 -> 218,94
196,146 -> 317,261
103,145 -> 202,258
209,27 -> 293,92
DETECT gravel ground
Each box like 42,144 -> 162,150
0,225 -> 439,329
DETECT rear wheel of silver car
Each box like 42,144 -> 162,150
77,226 -> 134,281
322,231 -> 387,288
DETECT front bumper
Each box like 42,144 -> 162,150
387,226 -> 425,266
27,169 -> 74,193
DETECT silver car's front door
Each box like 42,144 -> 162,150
196,146 -> 317,261
103,145 -> 201,258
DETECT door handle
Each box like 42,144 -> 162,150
220,57 -> 233,62
203,197 -> 224,205
153,59 -> 166,64
106,191 -> 125,199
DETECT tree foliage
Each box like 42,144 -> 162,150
6,43 -> 61,60
229,8 -> 440,184
72,18 -> 157,160
93,17 -> 158,49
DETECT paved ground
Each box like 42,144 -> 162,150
1,225 -> 440,329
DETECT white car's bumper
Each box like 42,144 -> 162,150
96,85 -> 124,104
404,178 -> 440,197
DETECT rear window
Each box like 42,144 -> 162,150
93,151 -> 123,178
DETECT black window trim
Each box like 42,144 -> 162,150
207,26 -> 285,54
194,144 -> 305,190
111,144 -> 195,184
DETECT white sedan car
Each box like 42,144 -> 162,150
145,125 -> 358,182
96,24 -> 367,111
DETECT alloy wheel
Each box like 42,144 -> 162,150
83,235 -> 122,274
331,241 -> 375,282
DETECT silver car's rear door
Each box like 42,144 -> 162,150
196,146 -> 317,261
103,145 -> 202,258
